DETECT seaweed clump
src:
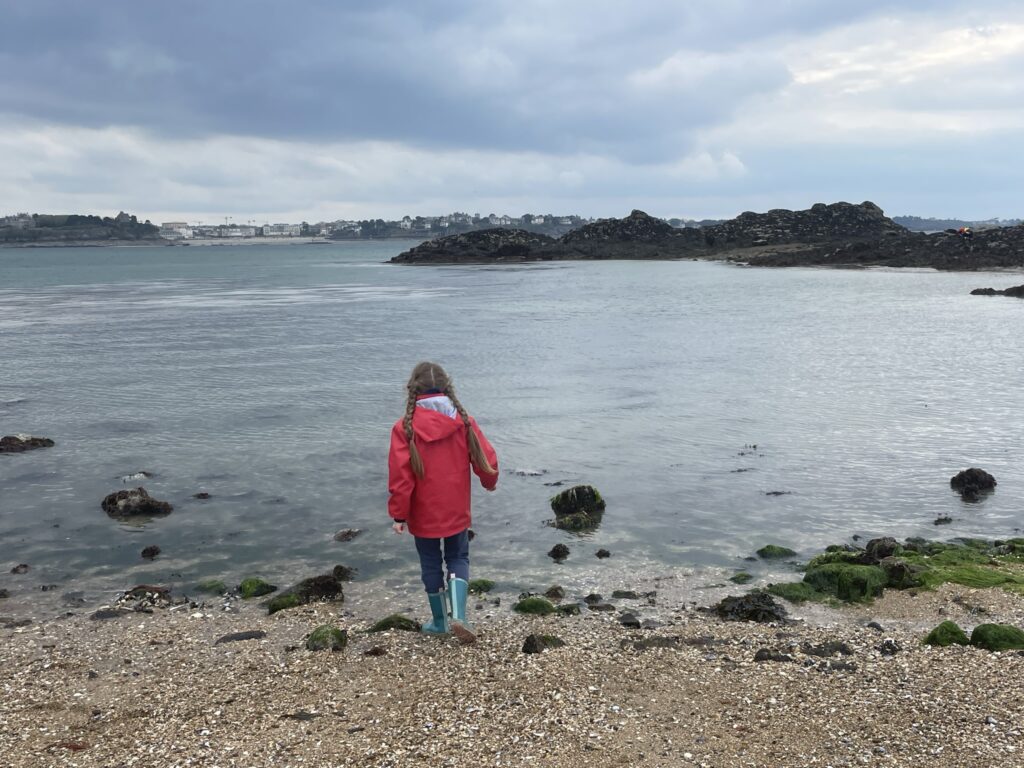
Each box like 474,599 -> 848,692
550,485 -> 606,532
923,620 -> 969,647
970,623 -> 1024,651
514,596 -> 557,615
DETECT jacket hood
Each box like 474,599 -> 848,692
410,408 -> 464,443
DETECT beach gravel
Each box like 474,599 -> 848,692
1,583 -> 1023,766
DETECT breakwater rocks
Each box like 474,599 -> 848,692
971,283 -> 1024,297
101,487 -> 173,519
391,202 -> 1024,270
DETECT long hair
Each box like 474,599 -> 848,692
403,361 -> 496,478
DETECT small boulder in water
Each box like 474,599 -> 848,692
548,543 -> 570,561
950,468 -> 996,501
333,528 -> 361,542
550,485 -> 606,532
101,487 -> 173,519
140,545 -> 161,560
0,435 -> 54,453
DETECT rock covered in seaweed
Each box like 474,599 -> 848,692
923,620 -> 969,647
392,228 -> 555,264
0,435 -> 55,453
101,487 -> 173,518
950,468 -> 996,501
550,485 -> 606,532
265,571 -> 344,614
713,593 -> 788,623
305,625 -> 348,651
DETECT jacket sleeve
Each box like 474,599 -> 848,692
387,422 -> 415,521
469,417 -> 499,491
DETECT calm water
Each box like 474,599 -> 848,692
2,242 -> 1023,614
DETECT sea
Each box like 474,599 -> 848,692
1,241 -> 1022,617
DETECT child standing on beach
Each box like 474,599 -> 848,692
388,361 -> 499,645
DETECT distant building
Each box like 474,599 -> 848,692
533,216 -> 545,225
160,221 -> 193,239
0,213 -> 33,229
399,216 -> 413,230
262,223 -> 301,237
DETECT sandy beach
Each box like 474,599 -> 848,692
3,576 -> 1023,768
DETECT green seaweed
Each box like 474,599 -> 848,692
239,577 -> 277,599
196,579 -> 227,595
555,603 -> 581,616
923,620 -> 969,647
266,593 -> 301,614
970,623 -> 1024,651
550,485 -> 606,532
305,625 -> 348,651
764,581 -> 833,605
513,596 -> 557,615
803,563 -> 887,603
468,579 -> 495,594
729,572 -> 753,585
757,545 -> 797,560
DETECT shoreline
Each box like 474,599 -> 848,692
3,566 -> 1024,766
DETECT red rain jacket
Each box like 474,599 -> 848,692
388,401 -> 499,539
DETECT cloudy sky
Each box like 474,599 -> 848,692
1,1 -> 1022,223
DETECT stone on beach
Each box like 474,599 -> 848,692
101,487 -> 173,518
713,592 -> 788,623
522,634 -> 565,654
969,623 -> 1024,652
923,620 -> 969,647
305,625 -> 348,651
266,572 -> 345,615
239,578 -> 277,599
369,614 -> 420,633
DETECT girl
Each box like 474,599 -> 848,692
388,361 -> 498,644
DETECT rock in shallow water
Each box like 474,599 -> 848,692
550,485 -> 606,532
950,467 -> 996,500
0,435 -> 54,453
101,487 -> 173,518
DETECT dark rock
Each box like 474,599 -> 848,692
10,564 -> 29,575
192,492 -> 211,499
214,630 -> 267,645
764,491 -> 792,496
522,634 -> 566,654
866,621 -> 885,632
862,537 -> 900,564
619,612 -> 641,629
392,228 -> 557,264
0,589 -> 8,599
754,648 -> 794,663
934,516 -> 953,525
583,593 -> 603,605
595,549 -> 611,559
556,604 -> 581,616
878,638 -> 901,656
801,640 -> 853,657
612,590 -> 639,600
0,435 -> 54,453
970,284 -> 1024,297
141,545 -> 161,560
305,625 -> 348,651
369,614 -> 420,632
333,528 -> 361,542
364,646 -> 387,657
950,468 -> 996,499
40,584 -> 58,591
713,593 -> 788,623
550,485 -> 606,532
101,487 -> 173,518
332,565 -> 357,582
281,711 -> 320,721
547,543 -> 570,561
265,572 -> 344,614
544,585 -> 565,600
587,603 -> 616,612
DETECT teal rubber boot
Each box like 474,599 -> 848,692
447,576 -> 476,645
421,591 -> 449,635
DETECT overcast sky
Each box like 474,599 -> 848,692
1,1 -> 1022,222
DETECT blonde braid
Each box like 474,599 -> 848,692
403,387 -> 425,477
446,385 -> 497,475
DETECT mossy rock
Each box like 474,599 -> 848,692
514,596 -> 556,616
196,579 -> 228,595
522,634 -> 566,654
239,577 -> 277,599
266,593 -> 302,614
555,603 -> 581,616
765,581 -> 831,605
803,563 -> 887,603
923,620 -> 969,647
550,485 -> 606,532
369,614 -> 421,633
469,578 -> 495,594
305,625 -> 348,651
970,623 -> 1024,651
757,545 -> 797,560
729,572 -> 753,585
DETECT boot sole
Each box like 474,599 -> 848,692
451,623 -> 476,645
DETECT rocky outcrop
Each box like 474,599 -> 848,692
101,487 -> 173,519
950,467 -> 996,501
970,284 -> 1024,297
390,202 -> 1024,270
390,228 -> 555,264
0,435 -> 54,453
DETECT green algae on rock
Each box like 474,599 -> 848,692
196,579 -> 228,595
239,578 -> 277,599
923,620 -> 970,647
369,615 -> 421,633
803,563 -> 887,603
514,596 -> 557,615
765,581 -> 833,605
729,572 -> 754,585
266,593 -> 302,614
757,545 -> 797,560
549,485 -> 606,532
969,623 -> 1024,651
469,579 -> 495,594
305,625 -> 348,651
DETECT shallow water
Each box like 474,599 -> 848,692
1,242 -> 1023,614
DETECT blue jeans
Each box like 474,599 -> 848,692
414,529 -> 470,593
